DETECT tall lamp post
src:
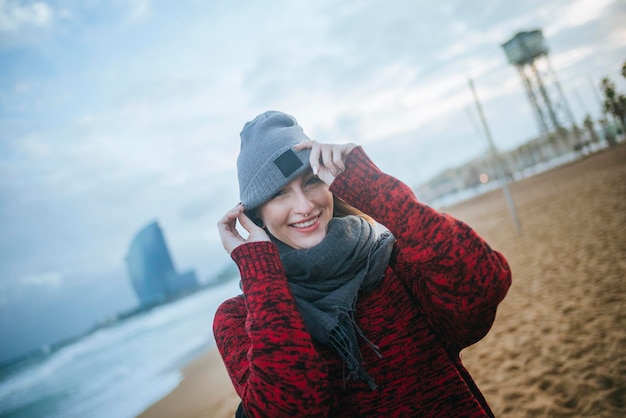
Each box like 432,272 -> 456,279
468,78 -> 523,236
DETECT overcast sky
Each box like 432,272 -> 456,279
1,0 -> 624,363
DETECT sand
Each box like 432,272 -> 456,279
452,143 -> 626,417
137,348 -> 241,418
138,143 -> 626,418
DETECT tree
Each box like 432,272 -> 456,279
600,76 -> 626,144
583,115 -> 599,145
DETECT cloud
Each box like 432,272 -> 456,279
545,0 -> 616,36
0,0 -> 52,32
21,271 -> 64,287
0,269 -> 67,305
124,0 -> 151,23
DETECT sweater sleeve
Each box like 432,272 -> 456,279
330,147 -> 512,352
212,241 -> 330,417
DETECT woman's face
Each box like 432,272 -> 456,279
257,170 -> 334,249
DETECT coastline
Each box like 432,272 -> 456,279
137,347 -> 240,418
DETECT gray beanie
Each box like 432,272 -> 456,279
237,111 -> 312,209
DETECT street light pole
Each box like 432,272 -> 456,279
468,78 -> 523,235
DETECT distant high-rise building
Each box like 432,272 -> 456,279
125,221 -> 199,306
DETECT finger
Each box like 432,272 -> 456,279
332,146 -> 346,172
321,145 -> 338,175
237,211 -> 259,233
238,212 -> 271,243
332,143 -> 357,172
307,141 -> 322,175
292,140 -> 315,151
218,203 -> 244,224
218,216 -> 245,255
292,140 -> 323,174
217,204 -> 244,235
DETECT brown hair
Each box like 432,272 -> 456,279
332,196 -> 376,225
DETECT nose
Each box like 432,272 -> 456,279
292,189 -> 315,215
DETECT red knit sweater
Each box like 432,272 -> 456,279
213,147 -> 511,417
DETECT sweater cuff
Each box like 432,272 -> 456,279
231,241 -> 287,293
330,146 -> 383,207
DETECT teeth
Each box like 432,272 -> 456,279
292,217 -> 318,228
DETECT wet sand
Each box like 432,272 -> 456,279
139,143 -> 626,417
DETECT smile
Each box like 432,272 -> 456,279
291,217 -> 319,228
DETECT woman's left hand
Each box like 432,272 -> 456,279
293,141 -> 357,185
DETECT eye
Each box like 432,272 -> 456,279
304,175 -> 321,187
271,189 -> 287,199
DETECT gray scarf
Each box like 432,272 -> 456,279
274,215 -> 395,390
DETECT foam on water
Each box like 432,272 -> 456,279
0,279 -> 241,418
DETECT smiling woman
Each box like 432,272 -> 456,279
214,110 -> 511,417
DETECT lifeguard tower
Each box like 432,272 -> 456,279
502,30 -> 578,140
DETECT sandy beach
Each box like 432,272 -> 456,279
138,142 -> 626,418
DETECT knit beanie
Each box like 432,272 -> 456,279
237,111 -> 313,209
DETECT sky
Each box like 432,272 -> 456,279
1,0 -> 625,363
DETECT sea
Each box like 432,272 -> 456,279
0,279 -> 241,418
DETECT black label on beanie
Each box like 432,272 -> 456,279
274,149 -> 303,178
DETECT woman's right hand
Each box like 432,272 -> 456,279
217,203 -> 271,254
293,140 -> 357,185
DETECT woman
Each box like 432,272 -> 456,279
215,110 -> 511,417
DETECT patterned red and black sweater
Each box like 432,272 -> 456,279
213,147 -> 512,417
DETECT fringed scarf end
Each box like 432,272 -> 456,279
329,314 -> 380,391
